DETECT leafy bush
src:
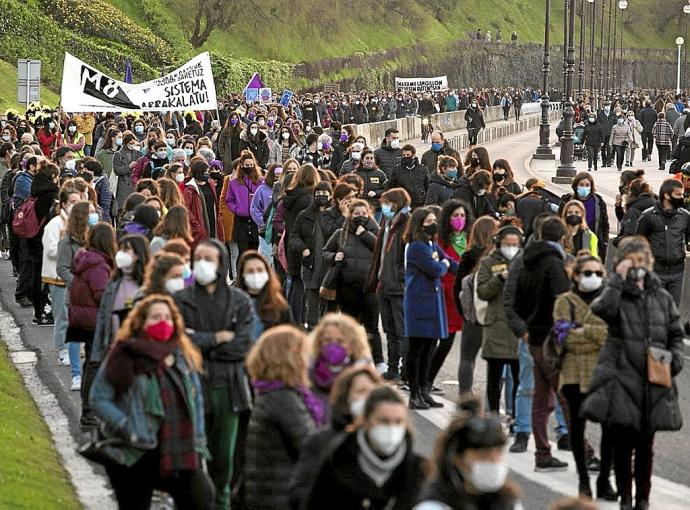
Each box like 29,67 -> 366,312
40,0 -> 175,66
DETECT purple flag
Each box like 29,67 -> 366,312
244,72 -> 265,91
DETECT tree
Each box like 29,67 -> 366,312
185,0 -> 270,48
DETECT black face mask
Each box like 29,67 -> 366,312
210,171 -> 223,182
314,195 -> 331,207
566,214 -> 583,226
352,216 -> 368,227
193,171 -> 209,182
669,196 -> 685,209
471,158 -> 480,166
401,157 -> 415,168
422,222 -> 438,237
493,173 -> 506,183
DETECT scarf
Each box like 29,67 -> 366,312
105,336 -> 179,395
157,365 -> 198,477
252,379 -> 325,426
356,429 -> 408,488
450,231 -> 467,258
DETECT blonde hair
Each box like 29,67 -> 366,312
311,313 -> 372,361
562,200 -> 590,230
246,325 -> 311,387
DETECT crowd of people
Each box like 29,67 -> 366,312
0,87 -> 685,510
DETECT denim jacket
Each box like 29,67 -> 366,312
89,350 -> 208,466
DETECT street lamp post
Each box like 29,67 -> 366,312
677,37 -> 685,95
598,0 -> 606,105
534,0 -> 555,160
577,0 -> 586,102
554,0 -> 577,182
619,0 -> 627,93
611,0 -> 617,95
605,0 -> 613,94
588,0 -> 596,108
683,4 -> 690,88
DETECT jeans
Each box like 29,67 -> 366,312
586,145 -> 599,170
529,343 -> 571,461
503,364 -> 515,415
515,340 -> 568,436
83,145 -> 92,157
657,270 -> 683,306
613,427 -> 655,505
379,292 -> 407,377
49,284 -> 81,377
657,144 -> 670,170
458,321 -> 482,394
207,387 -> 241,510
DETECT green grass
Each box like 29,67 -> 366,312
0,342 -> 80,509
0,59 -> 61,113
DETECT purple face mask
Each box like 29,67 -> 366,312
230,117 -> 238,126
312,343 -> 350,389
339,133 -> 348,142
247,112 -> 256,121
321,141 -> 331,151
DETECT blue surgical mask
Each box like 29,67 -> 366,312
400,205 -> 411,215
446,168 -> 458,178
431,142 -> 443,152
134,125 -> 144,134
576,186 -> 591,198
381,204 -> 395,219
182,264 -> 192,280
184,148 -> 194,157
87,213 -> 99,226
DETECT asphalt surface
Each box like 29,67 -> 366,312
2,120 -> 689,508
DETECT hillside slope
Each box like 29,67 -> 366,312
0,60 -> 61,112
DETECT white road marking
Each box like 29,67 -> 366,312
414,395 -> 690,509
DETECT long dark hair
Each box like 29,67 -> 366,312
115,234 -> 150,283
439,199 -> 473,247
153,205 -> 193,244
403,206 -> 434,244
234,250 -> 288,323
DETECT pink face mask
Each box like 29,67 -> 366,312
450,216 -> 466,232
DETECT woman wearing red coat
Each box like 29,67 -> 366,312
428,199 -> 471,391
67,222 -> 116,427
37,117 -> 60,157
182,159 -> 224,250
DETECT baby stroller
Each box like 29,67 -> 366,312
573,123 -> 587,160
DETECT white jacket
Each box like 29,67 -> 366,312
41,211 -> 67,283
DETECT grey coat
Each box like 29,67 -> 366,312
112,147 -> 140,208
56,235 -> 82,289
476,249 -> 519,360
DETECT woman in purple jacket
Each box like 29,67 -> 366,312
226,151 -> 264,263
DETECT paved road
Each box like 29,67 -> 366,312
2,123 -> 689,508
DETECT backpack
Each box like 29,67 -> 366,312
473,271 -> 489,325
12,197 -> 45,238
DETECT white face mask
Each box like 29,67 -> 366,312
250,127 -> 259,136
115,251 -> 133,270
64,204 -> 73,216
175,173 -> 185,183
367,424 -> 406,456
65,159 -> 76,171
476,188 -> 486,196
390,139 -> 400,150
349,398 -> 366,418
166,137 -> 176,145
351,151 -> 361,161
500,246 -> 519,260
164,277 -> 186,294
282,132 -> 290,140
244,271 -> 269,291
578,274 -> 602,292
465,461 -> 509,493
193,259 -> 218,285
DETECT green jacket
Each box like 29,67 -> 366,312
476,249 -> 519,360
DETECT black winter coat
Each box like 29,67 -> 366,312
355,167 -> 388,211
421,143 -> 461,175
416,476 -> 520,510
244,388 -> 315,510
598,110 -> 617,136
638,106 -> 658,132
387,159 -> 430,208
374,142 -> 402,178
321,206 -> 346,242
513,240 -> 570,343
581,120 -> 605,146
465,107 -> 486,130
238,130 -> 270,168
368,211 -> 410,295
672,135 -> 690,167
636,201 -> 690,272
615,192 -> 656,242
516,192 -> 550,239
323,218 -> 379,289
284,186 -> 315,275
425,173 -> 460,206
583,273 -> 683,432
290,204 -> 330,289
306,432 -> 425,510
452,177 -> 496,218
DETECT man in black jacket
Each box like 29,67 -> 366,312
636,178 -> 690,306
374,128 -> 402,178
638,100 -> 658,161
581,114 -> 605,171
386,145 -> 429,208
597,102 -> 616,167
175,239 -> 257,510
511,217 -> 571,471
421,130 -> 461,174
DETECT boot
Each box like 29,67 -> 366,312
578,478 -> 592,499
509,432 -> 529,453
421,384 -> 444,408
408,391 -> 430,410
597,477 -> 619,501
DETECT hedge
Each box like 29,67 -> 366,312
209,52 -> 295,98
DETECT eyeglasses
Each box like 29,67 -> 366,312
582,270 -> 603,277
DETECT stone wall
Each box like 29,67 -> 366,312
294,41 -> 678,91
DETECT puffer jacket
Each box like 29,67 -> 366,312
609,122 -> 634,147
671,135 -> 690,167
452,176 -> 496,219
238,129 -> 270,168
616,192 -> 656,242
355,167 -> 388,211
476,249 -> 519,360
374,141 -> 402,178
244,388 -> 315,510
636,200 -> 690,273
290,203 -> 330,290
68,248 -> 112,331
425,173 -> 460,206
387,159 -> 430,208
323,218 -> 380,289
582,272 -> 684,432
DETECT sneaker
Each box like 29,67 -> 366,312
557,434 -> 572,451
535,455 -> 568,472
430,384 -> 444,395
58,350 -> 70,366
375,362 -> 389,375
509,432 -> 529,453
32,315 -> 54,327
70,375 -> 82,391
586,454 -> 601,472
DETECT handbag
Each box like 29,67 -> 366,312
319,226 -> 348,301
77,428 -> 127,466
668,159 -> 679,174
647,345 -> 673,388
